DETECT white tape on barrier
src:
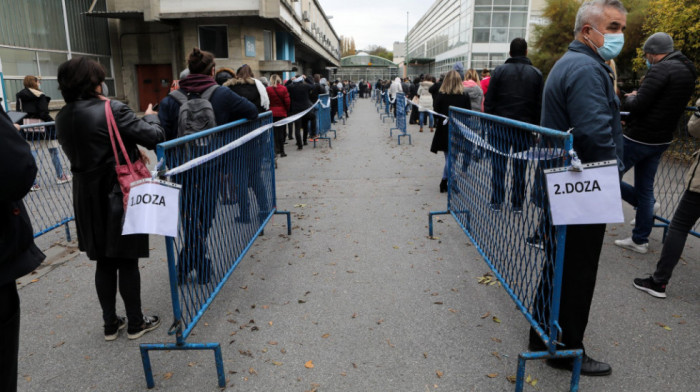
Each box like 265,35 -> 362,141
164,99 -> 324,176
405,99 -> 449,125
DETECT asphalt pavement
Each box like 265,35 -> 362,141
16,97 -> 699,391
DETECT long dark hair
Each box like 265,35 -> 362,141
57,57 -> 106,103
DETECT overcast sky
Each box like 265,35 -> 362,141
319,0 -> 435,51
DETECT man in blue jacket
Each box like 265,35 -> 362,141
529,0 -> 626,377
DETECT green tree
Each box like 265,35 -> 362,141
530,0 -> 649,80
530,0 -> 580,78
367,45 -> 393,61
637,0 -> 700,73
340,36 -> 356,58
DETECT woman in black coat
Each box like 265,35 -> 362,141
0,106 -> 45,392
431,70 -> 471,193
55,57 -> 164,340
16,75 -> 71,188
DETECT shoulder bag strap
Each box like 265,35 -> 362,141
104,100 -> 134,172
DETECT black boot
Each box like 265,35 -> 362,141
439,179 -> 447,193
0,307 -> 20,392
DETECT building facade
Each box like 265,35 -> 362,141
0,0 -> 114,111
406,0 -> 545,77
97,0 -> 340,111
0,0 -> 340,113
337,52 -> 399,83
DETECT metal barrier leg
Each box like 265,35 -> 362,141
64,222 -> 72,242
428,211 -> 450,237
275,210 -> 292,235
140,343 -> 227,389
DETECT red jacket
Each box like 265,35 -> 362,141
266,85 -> 290,118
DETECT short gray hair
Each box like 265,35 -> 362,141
574,0 -> 627,34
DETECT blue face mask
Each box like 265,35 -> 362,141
588,27 -> 624,61
645,59 -> 652,69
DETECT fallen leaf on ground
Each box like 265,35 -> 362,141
436,370 -> 444,378
492,316 -> 501,323
272,361 -> 283,366
656,322 -> 672,331
163,372 -> 173,380
304,360 -> 314,369
506,375 -> 517,383
322,333 -> 330,338
486,373 -> 498,378
249,368 -> 257,375
481,312 -> 491,319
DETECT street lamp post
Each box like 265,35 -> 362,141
406,11 -> 409,78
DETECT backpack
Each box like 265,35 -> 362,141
168,85 -> 219,138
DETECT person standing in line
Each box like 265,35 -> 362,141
529,0 -> 627,376
417,75 -> 435,132
614,32 -> 696,254
463,69 -> 484,112
431,70 -> 472,193
0,105 -> 45,392
409,77 -> 420,125
159,48 -> 258,280
484,37 -> 543,212
633,98 -> 700,298
16,75 -> 71,189
388,77 -> 403,116
286,75 -> 314,150
480,68 -> 491,95
267,74 -> 290,158
224,64 -> 267,113
56,57 -> 165,340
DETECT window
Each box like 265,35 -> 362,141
264,31 -> 274,61
199,26 -> 229,59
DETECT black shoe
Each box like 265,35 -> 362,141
633,277 -> 667,298
280,152 -> 287,157
546,354 -> 612,376
527,328 -> 547,351
439,179 -> 447,193
127,315 -> 161,340
288,136 -> 294,140
104,316 -> 127,341
297,146 -> 303,150
303,141 -> 308,146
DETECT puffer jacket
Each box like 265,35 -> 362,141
16,88 -> 53,122
463,80 -> 484,112
0,108 -> 45,286
56,98 -> 165,260
416,81 -> 434,112
623,51 -> 697,144
267,85 -> 290,118
686,98 -> 700,193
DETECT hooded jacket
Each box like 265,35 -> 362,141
158,74 -> 258,140
622,51 -> 697,144
388,78 -> 403,99
462,80 -> 484,112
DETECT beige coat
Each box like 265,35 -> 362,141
686,98 -> 700,193
416,81 -> 434,112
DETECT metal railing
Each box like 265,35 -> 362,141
429,107 -> 583,391
18,121 -> 74,240
139,112 -> 292,388
389,93 -> 411,145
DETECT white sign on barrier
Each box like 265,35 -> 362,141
545,160 -> 624,226
122,178 -> 181,237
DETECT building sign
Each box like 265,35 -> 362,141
245,36 -> 256,57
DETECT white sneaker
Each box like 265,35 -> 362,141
630,202 -> 660,226
614,237 -> 649,254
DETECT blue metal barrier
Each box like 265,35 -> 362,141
375,90 -> 383,112
428,107 -> 583,392
19,121 -> 74,241
380,91 -> 393,123
140,112 -> 292,388
389,93 -> 411,145
313,94 -> 334,148
650,107 -> 700,240
337,92 -> 346,125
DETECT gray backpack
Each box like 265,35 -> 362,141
169,85 -> 219,138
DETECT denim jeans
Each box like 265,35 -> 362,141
652,190 -> 700,284
49,147 -> 65,178
419,111 -> 434,128
620,138 -> 669,244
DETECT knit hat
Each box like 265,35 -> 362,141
453,61 -> 465,80
643,32 -> 674,54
